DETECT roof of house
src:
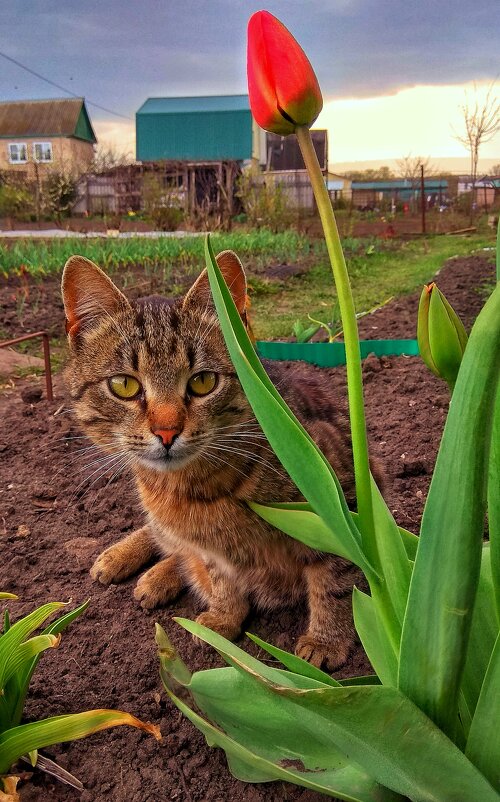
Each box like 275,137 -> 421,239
0,98 -> 97,143
137,95 -> 250,115
352,179 -> 448,191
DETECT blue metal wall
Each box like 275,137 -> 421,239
136,101 -> 253,161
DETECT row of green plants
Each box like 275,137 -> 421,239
0,229 -> 310,278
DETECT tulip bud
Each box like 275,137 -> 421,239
417,282 -> 468,391
247,11 -> 323,136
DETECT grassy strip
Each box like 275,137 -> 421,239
251,234 -> 495,340
0,230 -> 310,278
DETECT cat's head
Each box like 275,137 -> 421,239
61,251 -> 253,474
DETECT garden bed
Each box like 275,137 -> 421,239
0,251 -> 495,802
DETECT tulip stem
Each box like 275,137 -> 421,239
296,125 -> 376,551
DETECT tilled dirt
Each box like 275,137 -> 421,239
0,250 -> 495,801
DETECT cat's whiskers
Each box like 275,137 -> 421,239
46,441 -> 120,487
72,449 -> 130,491
204,442 -> 284,477
63,450 -> 134,512
199,448 -> 254,479
217,435 -> 275,455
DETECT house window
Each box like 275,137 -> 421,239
8,143 -> 28,163
33,142 -> 53,162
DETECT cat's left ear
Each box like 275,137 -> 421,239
183,250 -> 247,316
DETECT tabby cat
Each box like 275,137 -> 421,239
62,251 -> 373,670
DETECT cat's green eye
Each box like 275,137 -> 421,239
108,375 -> 141,400
187,371 -> 217,397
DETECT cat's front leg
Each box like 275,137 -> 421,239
296,557 -> 358,671
133,555 -> 185,609
193,562 -> 250,641
90,525 -> 156,585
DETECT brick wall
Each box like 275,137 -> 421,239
0,137 -> 94,177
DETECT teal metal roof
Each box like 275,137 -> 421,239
352,180 -> 448,191
137,95 -> 250,114
136,95 -> 253,162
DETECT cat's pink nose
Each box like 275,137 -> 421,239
152,428 -> 180,447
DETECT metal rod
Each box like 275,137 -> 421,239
0,330 -> 54,402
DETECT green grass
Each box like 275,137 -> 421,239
0,230 -> 310,278
251,234 -> 496,340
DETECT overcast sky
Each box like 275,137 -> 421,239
1,1 -> 499,165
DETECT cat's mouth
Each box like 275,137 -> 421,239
139,445 -> 199,472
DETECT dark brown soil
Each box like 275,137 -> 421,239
0,251 -> 495,801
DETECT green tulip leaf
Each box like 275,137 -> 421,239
248,501 -> 374,575
466,632 -> 500,793
167,685 -> 398,802
399,282 -> 500,741
461,544 -> 499,720
352,588 -> 397,686
246,632 -> 341,688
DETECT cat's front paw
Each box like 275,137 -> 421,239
133,557 -> 184,609
195,611 -> 242,641
295,634 -> 350,672
90,544 -> 136,585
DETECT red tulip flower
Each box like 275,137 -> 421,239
247,11 -> 323,136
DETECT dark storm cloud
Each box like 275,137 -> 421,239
1,0 -> 498,123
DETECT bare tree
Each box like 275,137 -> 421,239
91,144 -> 135,174
396,155 -> 437,184
455,82 -> 500,223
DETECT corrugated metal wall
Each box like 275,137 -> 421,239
136,109 -> 253,161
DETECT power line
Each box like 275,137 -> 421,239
0,49 -> 131,120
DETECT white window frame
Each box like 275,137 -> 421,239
8,142 -> 28,163
33,141 -> 53,163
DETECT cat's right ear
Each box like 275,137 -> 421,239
62,256 -> 130,341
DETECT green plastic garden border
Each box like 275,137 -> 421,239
256,339 -> 419,368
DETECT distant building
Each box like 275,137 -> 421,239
136,95 -> 260,163
458,175 -> 499,210
265,131 -> 328,171
0,98 -> 96,178
350,179 -> 449,210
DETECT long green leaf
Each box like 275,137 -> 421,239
172,618 -> 335,689
160,625 -> 498,802
252,501 -> 418,562
248,502 -> 374,575
204,237 -> 378,583
461,544 -> 499,718
0,603 -> 65,691
0,710 -> 161,774
167,683 -> 400,802
1,601 -> 90,731
368,478 -> 412,652
245,632 -> 341,688
352,588 -> 397,686
488,382 -> 500,620
399,283 -> 500,740
250,501 -> 418,562
221,658 -> 499,802
2,633 -> 59,691
465,632 -> 500,792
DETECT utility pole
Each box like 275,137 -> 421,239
420,163 -> 426,235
